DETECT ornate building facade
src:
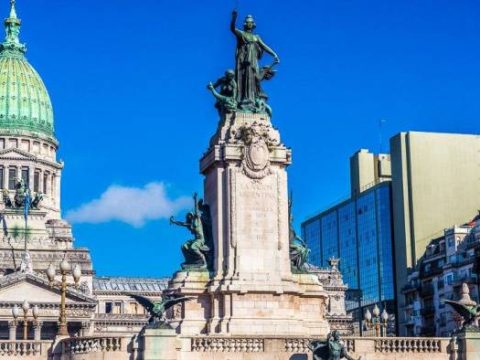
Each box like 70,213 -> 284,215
401,214 -> 480,337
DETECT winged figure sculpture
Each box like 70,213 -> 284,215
129,294 -> 194,328
444,283 -> 480,330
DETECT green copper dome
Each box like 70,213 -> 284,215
0,1 -> 55,142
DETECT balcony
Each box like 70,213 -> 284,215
420,325 -> 436,336
404,315 -> 416,325
420,283 -> 435,297
420,266 -> 443,278
420,306 -> 436,317
402,283 -> 419,294
452,274 -> 478,286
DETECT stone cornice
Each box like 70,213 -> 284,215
0,301 -> 96,310
93,290 -> 162,296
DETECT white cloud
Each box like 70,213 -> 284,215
66,182 -> 191,227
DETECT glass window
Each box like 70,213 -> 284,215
105,302 -> 112,314
0,167 -> 4,189
303,219 -> 322,267
21,167 -> 29,188
33,171 -> 40,192
8,167 -> 17,190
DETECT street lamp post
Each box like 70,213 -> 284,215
363,304 -> 389,337
11,304 -> 19,340
46,256 -> 81,337
21,300 -> 29,340
11,301 -> 39,340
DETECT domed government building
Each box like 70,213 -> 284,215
0,1 -> 167,341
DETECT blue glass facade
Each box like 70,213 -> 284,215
302,183 -> 395,313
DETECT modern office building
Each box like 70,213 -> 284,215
302,150 -> 396,334
391,132 -> 480,335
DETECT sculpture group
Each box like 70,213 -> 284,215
207,11 -> 278,116
2,178 -> 43,210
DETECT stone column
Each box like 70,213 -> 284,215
8,320 -> 17,340
33,321 -> 43,341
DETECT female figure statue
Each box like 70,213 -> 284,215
230,11 -> 279,112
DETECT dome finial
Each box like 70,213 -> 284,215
9,0 -> 17,19
1,0 -> 25,56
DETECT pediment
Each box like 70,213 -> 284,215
0,272 -> 96,304
0,148 -> 62,169
0,147 -> 36,161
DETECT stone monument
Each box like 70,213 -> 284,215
165,10 -> 330,339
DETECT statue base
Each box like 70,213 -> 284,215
456,327 -> 480,360
141,327 -> 179,360
165,112 -> 329,338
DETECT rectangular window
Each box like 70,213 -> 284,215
34,171 -> 40,192
21,167 -> 29,188
43,172 -> 48,194
113,302 -> 122,314
8,167 -> 17,190
105,302 -> 112,314
0,167 -> 4,189
129,302 -> 138,314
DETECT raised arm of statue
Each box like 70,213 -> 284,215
170,216 -> 190,229
193,193 -> 200,215
230,10 -> 241,36
258,37 -> 280,63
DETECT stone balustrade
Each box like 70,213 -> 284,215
62,336 -> 123,354
184,336 -> 454,360
374,338 -> 443,353
0,340 -> 52,359
57,336 -> 134,360
23,333 -> 466,360
191,337 -> 265,352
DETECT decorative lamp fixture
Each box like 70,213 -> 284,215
60,258 -> 71,273
72,265 -> 81,286
11,304 -> 19,319
46,263 -> 56,283
32,305 -> 39,320
364,309 -> 372,322
21,300 -> 30,314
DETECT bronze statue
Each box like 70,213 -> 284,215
129,294 -> 194,329
308,331 -> 358,360
170,193 -> 210,270
230,10 -> 279,112
2,189 -> 12,208
289,195 -> 310,272
31,192 -> 43,209
207,71 -> 238,114
444,283 -> 480,330
208,70 -> 238,114
13,178 -> 27,208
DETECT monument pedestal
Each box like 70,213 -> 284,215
166,112 -> 330,338
457,328 -> 480,360
141,327 -> 179,360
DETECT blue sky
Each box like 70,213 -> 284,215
13,0 -> 480,277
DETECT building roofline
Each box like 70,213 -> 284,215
301,180 -> 392,227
